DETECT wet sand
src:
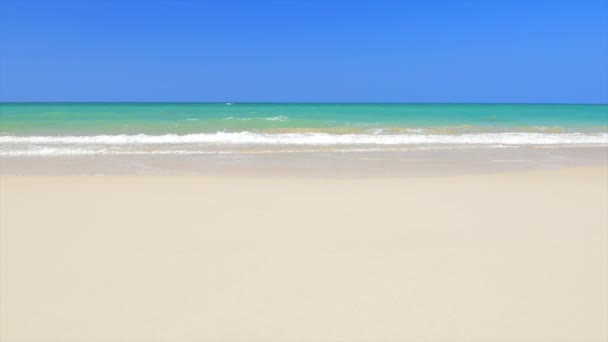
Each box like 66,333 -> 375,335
1,146 -> 607,176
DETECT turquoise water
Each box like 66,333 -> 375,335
1,103 -> 607,155
2,103 -> 607,134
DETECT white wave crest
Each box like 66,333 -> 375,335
1,132 -> 607,145
223,115 -> 288,121
264,115 -> 288,121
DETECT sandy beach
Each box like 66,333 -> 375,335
1,166 -> 606,341
2,0 -> 607,340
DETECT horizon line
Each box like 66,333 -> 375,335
1,101 -> 607,105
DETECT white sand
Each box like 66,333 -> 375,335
1,167 -> 607,341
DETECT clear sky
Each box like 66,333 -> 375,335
0,0 -> 606,103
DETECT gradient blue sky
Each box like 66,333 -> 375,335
1,0 -> 606,103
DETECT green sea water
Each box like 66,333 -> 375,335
1,103 -> 607,155
1,103 -> 607,135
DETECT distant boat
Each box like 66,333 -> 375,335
225,102 -> 233,106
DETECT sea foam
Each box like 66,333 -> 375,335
1,132 -> 607,146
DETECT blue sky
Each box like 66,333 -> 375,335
0,0 -> 606,103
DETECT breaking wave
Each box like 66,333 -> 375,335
1,132 -> 607,146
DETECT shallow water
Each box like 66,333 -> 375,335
1,103 -> 606,155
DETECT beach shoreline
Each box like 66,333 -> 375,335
1,145 -> 606,177
2,107 -> 607,340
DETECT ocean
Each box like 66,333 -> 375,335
1,103 -> 606,155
